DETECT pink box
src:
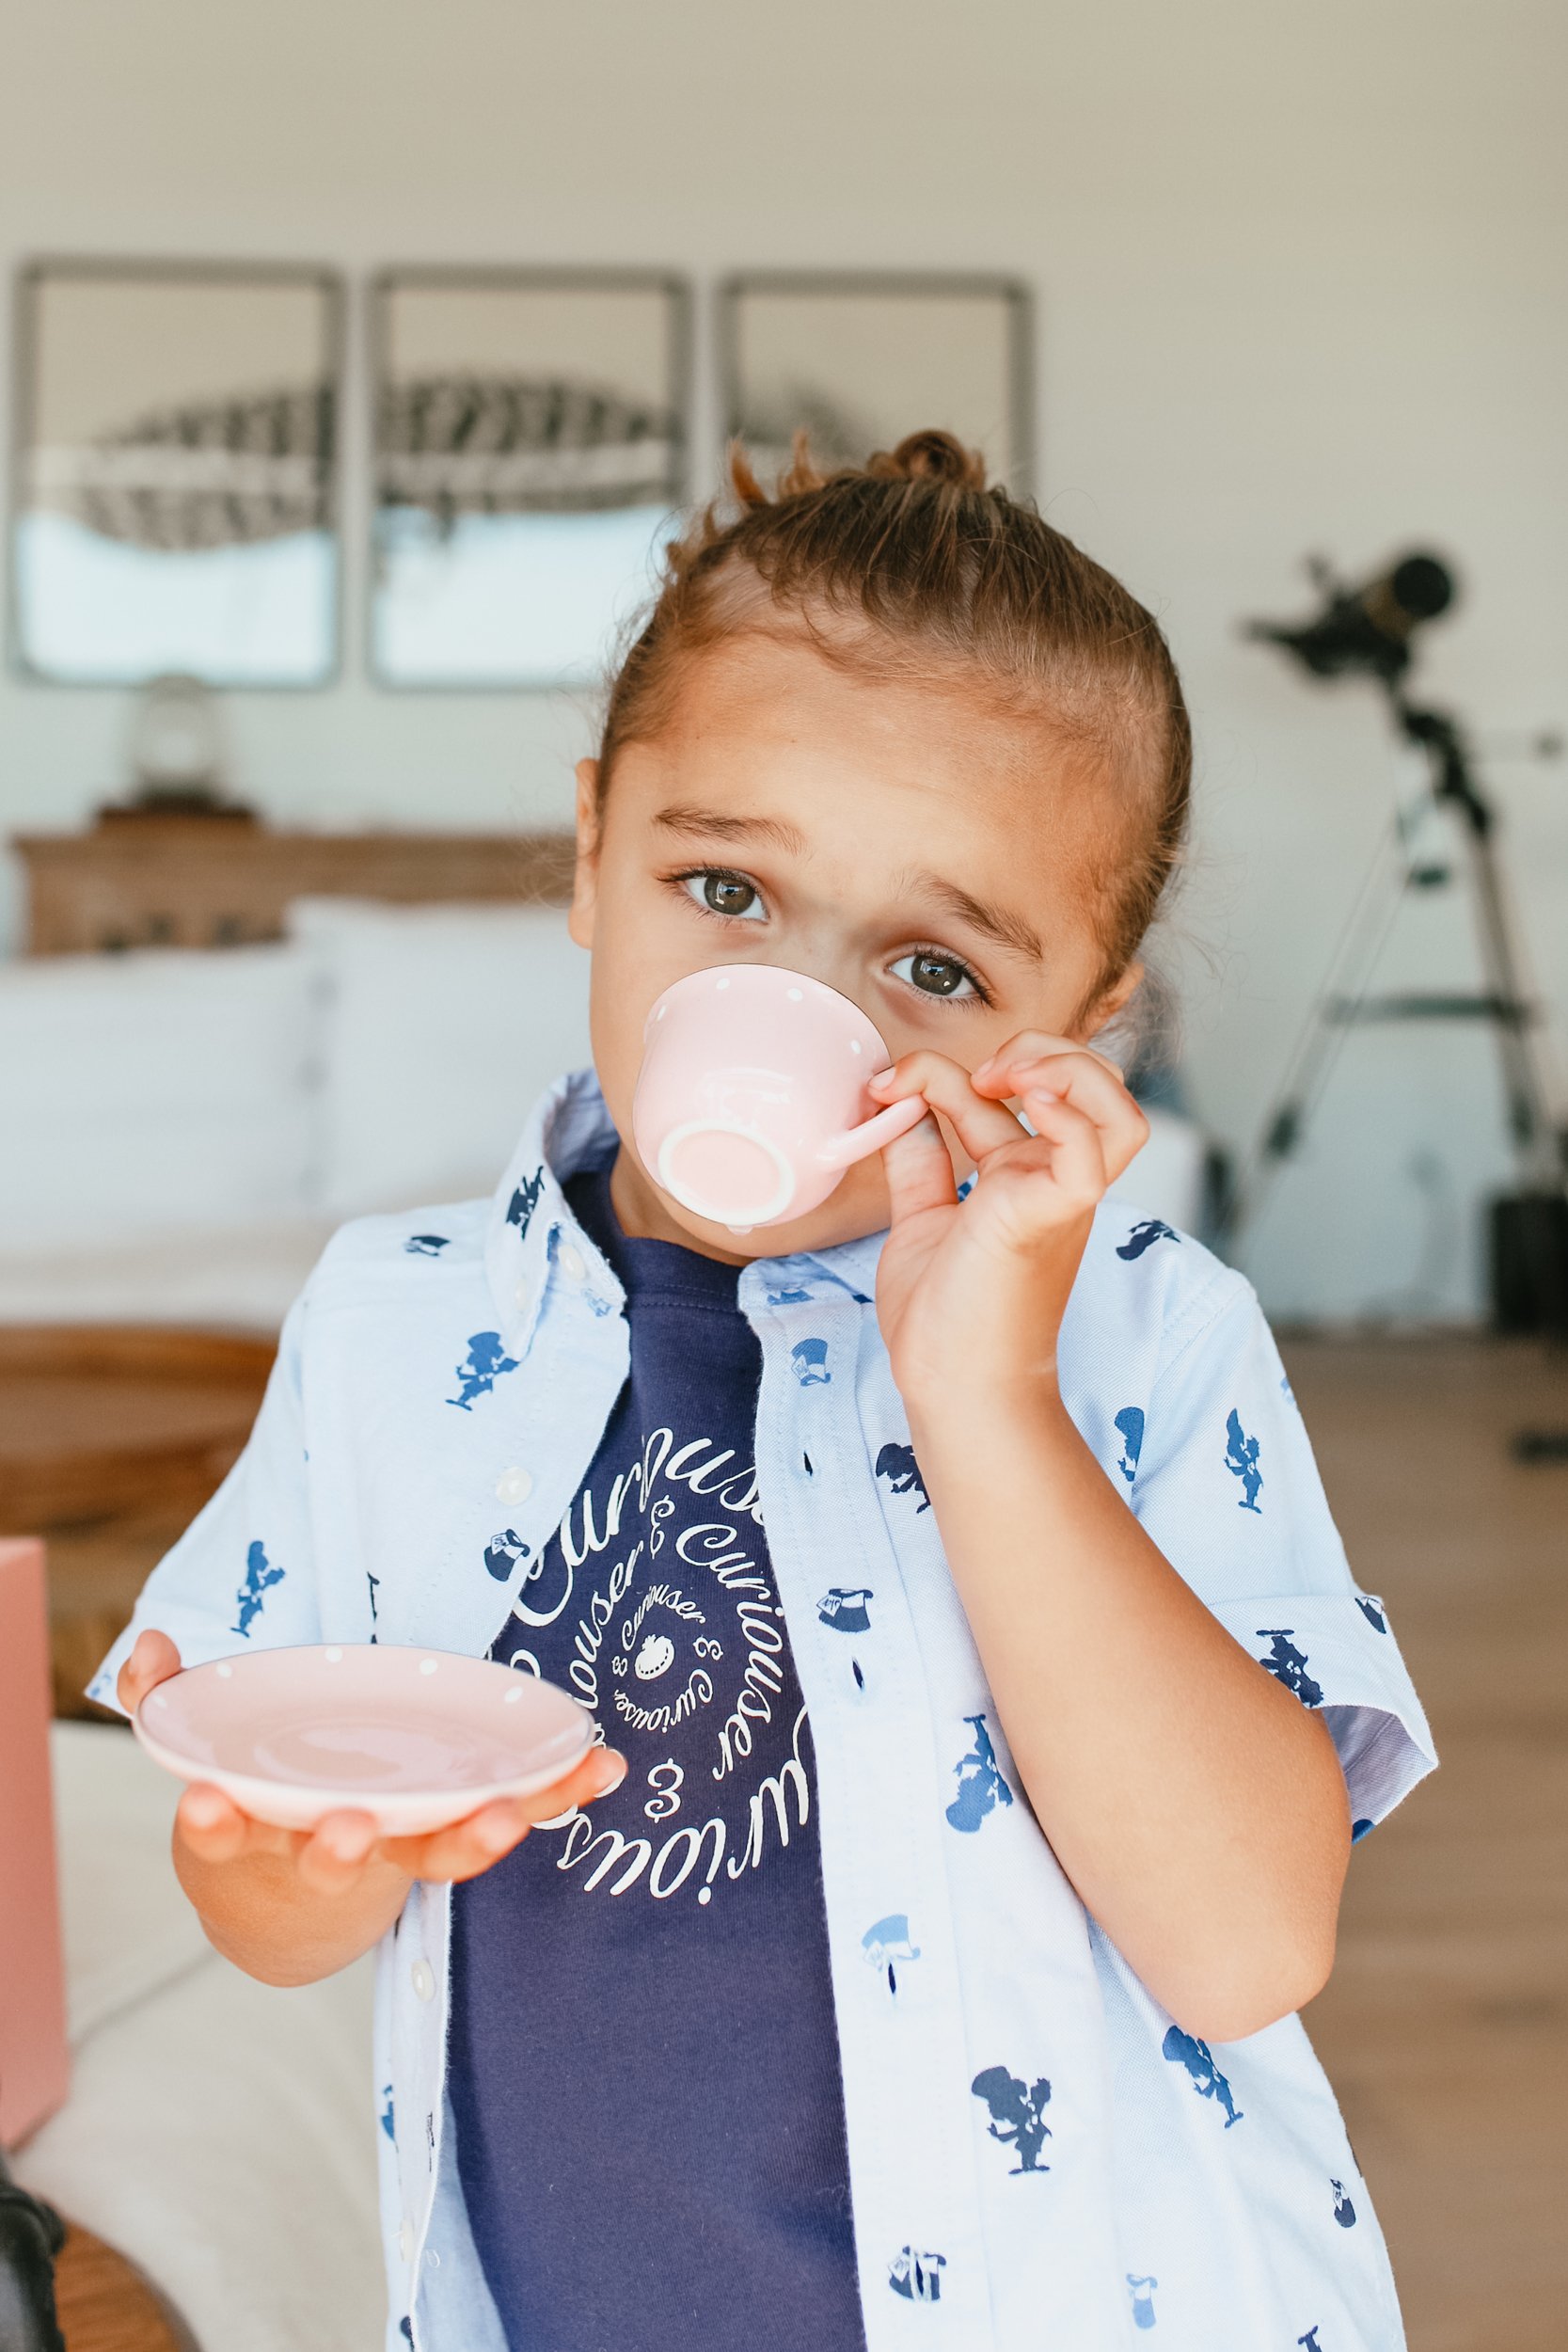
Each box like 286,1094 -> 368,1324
0,1537 -> 71,2146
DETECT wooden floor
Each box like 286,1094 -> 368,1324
1289,1334 -> 1568,2352
53,2221 -> 198,2352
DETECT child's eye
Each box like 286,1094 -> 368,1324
889,949 -> 982,1002
680,869 -> 767,921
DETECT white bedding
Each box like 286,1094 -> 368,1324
0,1216 -> 335,1331
0,1110 -> 1210,1338
14,1724 -> 382,2352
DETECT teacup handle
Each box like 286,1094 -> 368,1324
816,1091 -> 928,1172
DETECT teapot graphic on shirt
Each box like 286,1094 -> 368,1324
634,1633 -> 675,1681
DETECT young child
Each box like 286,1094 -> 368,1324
96,430 -> 1436,2352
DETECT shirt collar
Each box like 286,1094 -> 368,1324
483,1068 -> 889,1347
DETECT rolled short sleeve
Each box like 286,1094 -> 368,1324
1127,1273 -> 1437,1841
87,1294 -> 322,1713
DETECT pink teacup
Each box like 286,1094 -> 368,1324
631,963 -> 927,1229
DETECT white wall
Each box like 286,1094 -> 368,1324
2,0 -> 1565,1318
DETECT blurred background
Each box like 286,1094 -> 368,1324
0,6 -> 1563,2350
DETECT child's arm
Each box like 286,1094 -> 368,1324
120,1631 -> 627,1987
868,1042 -> 1352,2046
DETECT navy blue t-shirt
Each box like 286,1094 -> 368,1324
449,1163 -> 864,2352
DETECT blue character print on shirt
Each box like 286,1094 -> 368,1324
861,1913 -> 921,1995
505,1168 -> 545,1237
483,1528 -> 531,1582
404,1233 -> 450,1257
1298,2331 -> 1323,2352
1331,2177 -> 1356,2227
1224,1407 -> 1264,1512
817,1586 -> 873,1633
232,1540 -> 283,1637
1351,1818 -> 1373,1843
1354,1594 -> 1387,1633
767,1286 -> 814,1307
1127,2274 -> 1159,2329
1115,1406 -> 1146,1484
946,1714 -> 1015,1833
792,1337 -> 832,1386
366,1570 -> 380,1640
876,1440 -> 930,1512
888,2247 -> 946,2302
1117,1217 -> 1179,1261
971,2065 -> 1052,2174
1161,2025 -> 1243,2126
1256,1628 -> 1324,1708
448,1330 -> 520,1411
399,2321 -> 413,2344
380,2086 -> 395,2141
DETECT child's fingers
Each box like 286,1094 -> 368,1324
972,1032 -> 1125,1089
293,1809 -> 387,1894
1016,1088 -> 1111,1211
119,1627 -> 183,1715
389,1800 -> 537,1886
515,1742 -> 629,1826
868,1050 -> 1025,1166
1003,1052 -> 1148,1184
879,1109 -> 957,1228
386,1745 -> 629,1884
176,1782 -> 292,1866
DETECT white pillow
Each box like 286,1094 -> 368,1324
288,898 -> 594,1216
0,945 -> 318,1247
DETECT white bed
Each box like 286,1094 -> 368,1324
14,1723 -> 382,2352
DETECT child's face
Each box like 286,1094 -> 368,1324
570,629 -> 1138,1258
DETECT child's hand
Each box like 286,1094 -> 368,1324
866,1035 -> 1148,1409
119,1628 -> 628,1894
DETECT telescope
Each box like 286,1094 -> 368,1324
1232,546 -> 1568,1431
1245,552 -> 1454,688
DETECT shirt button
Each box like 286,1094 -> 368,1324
410,1959 -> 436,2002
495,1467 -> 533,1505
399,2220 -> 415,2263
558,1241 -> 586,1284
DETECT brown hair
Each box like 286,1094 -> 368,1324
596,427 -> 1191,1025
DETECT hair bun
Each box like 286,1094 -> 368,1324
868,428 -> 989,492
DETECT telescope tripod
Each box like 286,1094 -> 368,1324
1220,685 -> 1568,1454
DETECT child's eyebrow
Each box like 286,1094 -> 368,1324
652,804 -> 808,854
898,872 -> 1043,962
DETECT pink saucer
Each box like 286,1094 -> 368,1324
133,1644 -> 596,1836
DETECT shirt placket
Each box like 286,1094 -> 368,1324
395,1190 -> 628,2349
746,1275 -> 1000,2352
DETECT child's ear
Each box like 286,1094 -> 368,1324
1079,959 -> 1144,1043
568,758 -> 601,950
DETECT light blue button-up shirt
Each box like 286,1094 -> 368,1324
94,1071 -> 1435,2351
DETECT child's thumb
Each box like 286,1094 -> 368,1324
880,1111 -> 956,1228
120,1627 -> 183,1709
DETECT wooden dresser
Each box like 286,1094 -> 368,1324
12,809 -> 575,956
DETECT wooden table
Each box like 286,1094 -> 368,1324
0,1326 -> 275,1718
